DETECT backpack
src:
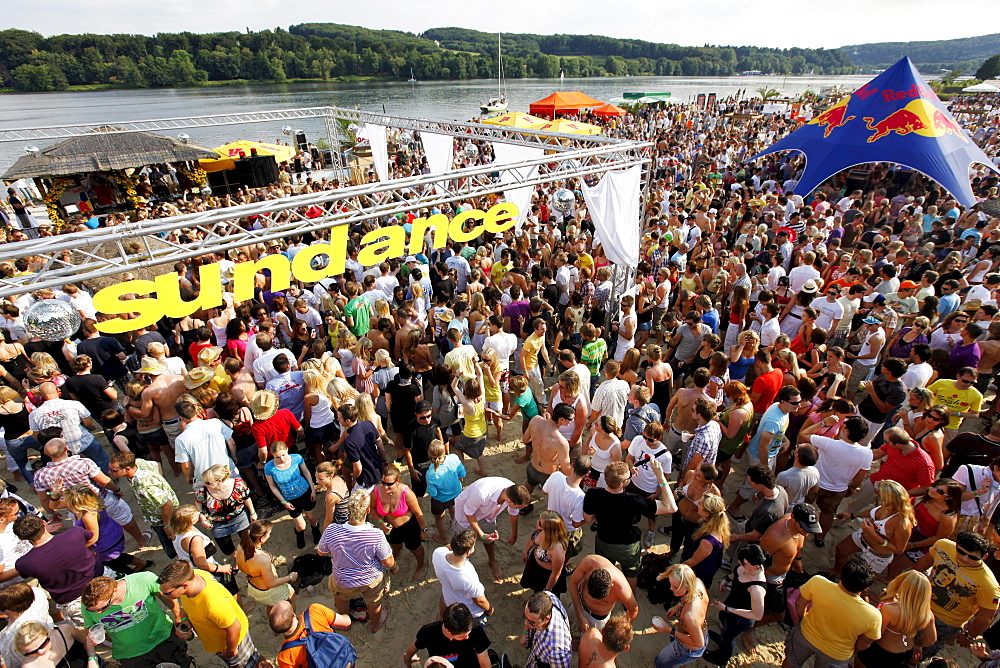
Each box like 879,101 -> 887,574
280,607 -> 357,668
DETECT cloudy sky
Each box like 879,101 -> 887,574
7,0 -> 999,50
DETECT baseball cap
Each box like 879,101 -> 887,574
792,503 -> 822,534
863,293 -> 886,304
404,255 -> 418,263
414,400 -> 432,413
862,315 -> 883,325
898,280 -> 919,290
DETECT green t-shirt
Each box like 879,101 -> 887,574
82,572 -> 173,659
581,338 -> 608,377
344,296 -> 372,337
514,388 -> 540,420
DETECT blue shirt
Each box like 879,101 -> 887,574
701,308 -> 720,334
265,371 -> 306,421
938,293 -> 961,317
425,454 -> 466,503
748,403 -> 789,458
264,454 -> 310,500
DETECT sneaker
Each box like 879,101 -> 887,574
644,531 -> 655,549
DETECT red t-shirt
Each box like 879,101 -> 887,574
251,409 -> 302,451
189,341 -> 212,364
870,443 -> 936,489
751,369 -> 784,413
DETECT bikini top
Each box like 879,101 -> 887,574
375,484 -> 410,517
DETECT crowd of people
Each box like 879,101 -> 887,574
0,96 -> 998,668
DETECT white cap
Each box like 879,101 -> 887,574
404,255 -> 418,263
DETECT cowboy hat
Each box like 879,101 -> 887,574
197,346 -> 224,365
136,357 -> 165,376
250,389 -> 280,420
184,366 -> 214,390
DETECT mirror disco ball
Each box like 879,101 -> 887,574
553,188 -> 576,213
24,299 -> 82,341
463,142 -> 479,160
399,130 -> 413,144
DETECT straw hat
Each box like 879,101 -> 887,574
136,357 -> 165,376
184,367 -> 214,390
250,390 -> 280,420
801,280 -> 818,294
197,346 -> 224,365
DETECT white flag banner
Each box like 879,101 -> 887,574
580,166 -> 642,267
421,132 -> 455,179
491,142 -> 545,231
362,123 -> 389,182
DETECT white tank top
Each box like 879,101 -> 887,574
210,322 -> 228,349
309,393 -> 336,428
174,528 -> 219,567
857,330 -> 883,367
657,280 -> 671,309
588,432 -> 620,477
550,391 -> 584,440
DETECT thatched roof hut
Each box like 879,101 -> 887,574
2,127 -> 216,180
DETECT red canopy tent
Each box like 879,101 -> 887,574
529,91 -> 604,119
591,103 -> 627,117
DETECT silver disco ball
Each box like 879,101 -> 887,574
347,123 -> 360,135
24,299 -> 82,341
200,185 -> 213,197
463,142 -> 479,160
281,125 -> 293,136
24,145 -> 40,156
177,133 -> 190,143
399,130 -> 413,144
553,188 -> 576,213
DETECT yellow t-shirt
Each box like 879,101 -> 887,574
181,570 -> 249,654
930,539 -> 1000,627
522,332 -> 545,370
928,379 -> 983,429
483,368 -> 502,403
490,261 -> 512,286
463,397 -> 487,438
799,575 -> 881,661
209,365 -> 233,394
576,253 -> 594,274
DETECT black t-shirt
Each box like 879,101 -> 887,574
943,434 -> 1000,477
133,331 -> 166,359
905,261 -> 933,282
77,336 -> 127,381
583,488 -> 657,545
858,377 -> 906,422
386,378 -> 422,430
405,417 -> 442,465
343,421 -> 383,488
414,621 -> 490,668
64,373 -> 116,417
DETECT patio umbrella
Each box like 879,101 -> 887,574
481,112 -> 548,129
537,119 -> 603,135
200,140 -> 297,173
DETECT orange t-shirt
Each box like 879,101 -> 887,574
276,604 -> 351,668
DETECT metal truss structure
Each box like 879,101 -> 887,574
0,107 -> 650,298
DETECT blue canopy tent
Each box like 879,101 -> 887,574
750,57 -> 1000,207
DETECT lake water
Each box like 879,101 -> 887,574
0,74 -> 874,171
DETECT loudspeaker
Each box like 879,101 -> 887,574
207,169 -> 241,196
295,131 -> 308,151
234,156 -> 280,189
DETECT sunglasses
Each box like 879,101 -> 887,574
417,413 -> 432,420
88,597 -> 115,613
381,480 -> 397,488
785,399 -> 802,405
22,637 -> 50,657
957,546 -> 984,561
644,435 -> 659,443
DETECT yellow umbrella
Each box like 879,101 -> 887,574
200,140 -> 298,173
536,119 -> 603,135
481,112 -> 548,129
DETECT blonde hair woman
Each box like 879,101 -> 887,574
682,493 -> 730,589
855,571 -> 935,667
327,376 -> 359,408
58,485 -> 150,573
469,292 -> 491,352
303,368 -> 337,463
652,563 -> 709,663
15,621 -> 92,668
834,479 -> 915,575
194,464 -> 255,555
520,509 -> 569,594
480,347 -> 504,442
169,504 -> 239,596
334,330 -> 358,384
351,337 -> 376,396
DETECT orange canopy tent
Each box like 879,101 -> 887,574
592,103 -> 627,117
528,91 -> 604,119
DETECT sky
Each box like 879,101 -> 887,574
6,0 -> 999,50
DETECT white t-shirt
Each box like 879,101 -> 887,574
627,438 -> 673,494
453,477 -> 519,527
252,348 -> 298,385
432,547 -> 486,615
900,362 -> 933,391
0,524 -> 31,584
788,265 -> 821,294
810,435 -> 873,493
483,332 -> 517,371
173,418 -> 235,484
953,464 -> 1000,517
812,298 -> 845,331
541,471 -> 585,531
760,318 -> 781,348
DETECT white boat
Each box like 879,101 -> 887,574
407,68 -> 416,83
480,33 -> 508,114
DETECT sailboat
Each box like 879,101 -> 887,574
480,33 -> 508,115
408,68 -> 416,83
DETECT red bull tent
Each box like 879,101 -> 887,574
749,57 -> 1000,207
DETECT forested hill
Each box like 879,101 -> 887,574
842,33 -> 1000,73
0,22 -> 855,93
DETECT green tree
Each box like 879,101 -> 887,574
112,55 -> 146,88
11,63 -> 68,91
976,54 -> 1000,81
166,49 -> 200,86
756,87 -> 782,101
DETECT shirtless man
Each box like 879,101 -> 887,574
133,356 -> 186,476
393,308 -> 419,361
748,503 -> 821,649
366,318 -> 393,357
661,368 -> 712,460
568,554 -> 639,632
977,321 -> 1000,406
522,403 -> 573,498
578,614 -> 633,668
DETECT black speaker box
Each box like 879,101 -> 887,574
235,156 -> 280,189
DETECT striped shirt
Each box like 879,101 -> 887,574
317,523 -> 392,588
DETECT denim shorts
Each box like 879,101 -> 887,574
210,511 -> 251,539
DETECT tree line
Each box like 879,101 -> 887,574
843,32 -> 1000,72
0,23 -> 856,93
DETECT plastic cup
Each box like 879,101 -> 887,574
88,623 -> 105,645
681,431 -> 693,442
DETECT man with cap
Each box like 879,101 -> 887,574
406,256 -> 432,295
133,356 -> 186,471
883,280 -> 920,327
198,346 -> 231,394
401,401 -> 442,498
752,504 -> 822,635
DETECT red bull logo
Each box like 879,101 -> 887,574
863,99 -> 970,143
808,96 -> 855,138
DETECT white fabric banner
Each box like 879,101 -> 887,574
491,142 -> 545,231
421,132 -> 455,181
580,165 -> 642,267
362,123 -> 389,182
